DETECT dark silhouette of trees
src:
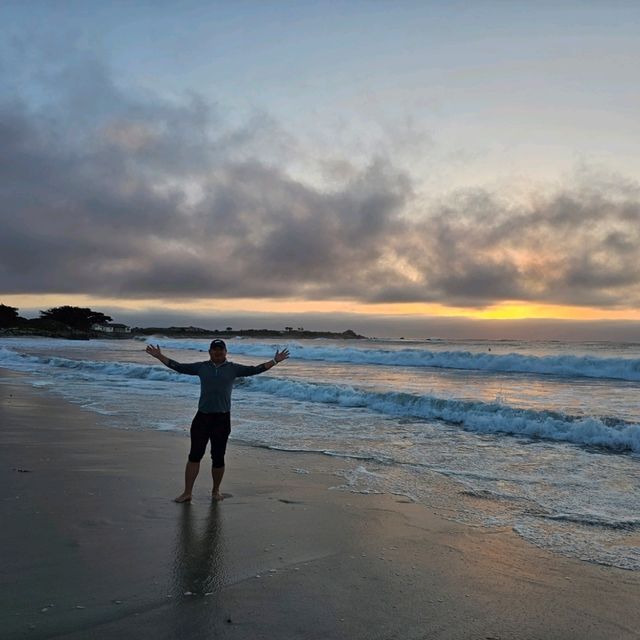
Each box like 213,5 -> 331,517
39,306 -> 113,331
0,304 -> 20,328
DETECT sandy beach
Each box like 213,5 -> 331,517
2,368 -> 640,640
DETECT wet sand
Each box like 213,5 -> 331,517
2,368 -> 640,640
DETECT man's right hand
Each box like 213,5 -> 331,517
145,344 -> 163,359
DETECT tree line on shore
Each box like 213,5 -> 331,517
0,304 -> 366,339
0,304 -> 113,331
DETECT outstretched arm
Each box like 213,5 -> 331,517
262,347 -> 290,371
234,348 -> 290,377
145,344 -> 173,367
145,344 -> 200,374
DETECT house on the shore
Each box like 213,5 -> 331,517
91,322 -> 131,334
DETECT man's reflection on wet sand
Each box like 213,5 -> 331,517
171,504 -> 226,597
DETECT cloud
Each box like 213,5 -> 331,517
407,185 -> 640,307
1,47 -> 640,311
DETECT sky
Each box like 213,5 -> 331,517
1,1 -> 640,339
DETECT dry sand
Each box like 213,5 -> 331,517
2,368 -> 640,640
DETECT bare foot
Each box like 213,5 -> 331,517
212,491 -> 224,502
174,493 -> 192,503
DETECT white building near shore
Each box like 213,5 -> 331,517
91,322 -> 131,334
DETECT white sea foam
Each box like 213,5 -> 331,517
0,346 -> 186,382
148,338 -> 640,382
242,377 -> 640,453
543,512 -> 640,531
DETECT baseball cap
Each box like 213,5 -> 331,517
209,339 -> 227,350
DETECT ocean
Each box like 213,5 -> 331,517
1,335 -> 639,570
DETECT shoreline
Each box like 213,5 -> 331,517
2,368 -> 640,639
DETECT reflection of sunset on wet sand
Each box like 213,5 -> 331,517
3,375 -> 640,639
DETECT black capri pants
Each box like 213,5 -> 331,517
188,411 -> 231,467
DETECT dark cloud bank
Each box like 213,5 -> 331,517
2,51 -> 640,337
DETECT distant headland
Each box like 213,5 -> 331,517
135,326 -> 366,340
0,303 -> 367,340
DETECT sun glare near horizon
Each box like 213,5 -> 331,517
3,294 -> 640,324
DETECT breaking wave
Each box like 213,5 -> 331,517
242,376 -> 640,453
2,345 -> 639,453
146,338 -> 640,382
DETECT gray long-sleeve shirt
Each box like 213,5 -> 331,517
167,359 -> 268,413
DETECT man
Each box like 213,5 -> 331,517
146,339 -> 289,502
